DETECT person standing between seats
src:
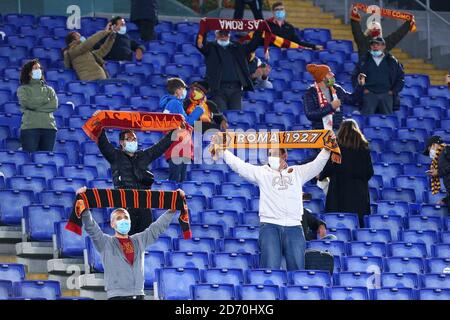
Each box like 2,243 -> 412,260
351,37 -> 405,116
76,186 -> 179,300
424,136 -> 450,214
233,0 -> 264,20
318,119 -> 374,227
94,16 -> 145,62
17,59 -> 58,153
212,136 -> 331,270
160,78 -> 204,182
130,0 -> 158,41
94,111 -> 177,235
350,4 -> 414,60
303,63 -> 364,131
63,22 -> 116,81
196,28 -> 263,111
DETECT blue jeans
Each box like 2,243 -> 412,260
258,222 -> 306,271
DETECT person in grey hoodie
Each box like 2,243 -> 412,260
76,186 -> 178,300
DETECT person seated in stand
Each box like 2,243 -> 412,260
248,52 -> 273,89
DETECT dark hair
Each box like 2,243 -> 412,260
166,77 -> 187,95
20,59 -> 43,85
119,129 -> 135,141
337,119 -> 369,150
110,16 -> 124,25
65,31 -> 78,46
268,148 -> 287,156
272,2 -> 284,11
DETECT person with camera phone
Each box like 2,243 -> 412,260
93,110 -> 180,235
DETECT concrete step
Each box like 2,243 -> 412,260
16,242 -> 54,259
0,255 -> 17,263
290,18 -> 343,25
62,289 -> 80,297
0,226 -> 22,254
26,273 -> 48,280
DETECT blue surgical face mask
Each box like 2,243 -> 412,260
31,69 -> 42,80
217,39 -> 230,47
124,141 -> 138,153
79,36 -> 86,43
180,88 -> 187,100
118,26 -> 127,35
370,50 -> 383,57
115,219 -> 131,235
275,10 -> 286,20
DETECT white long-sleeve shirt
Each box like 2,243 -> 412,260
223,149 -> 331,227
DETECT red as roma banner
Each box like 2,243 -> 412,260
82,111 -> 185,143
353,3 -> 416,32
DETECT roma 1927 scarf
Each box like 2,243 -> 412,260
65,188 -> 192,239
430,144 -> 444,194
83,111 -> 186,143
209,130 -> 342,164
351,3 -> 416,32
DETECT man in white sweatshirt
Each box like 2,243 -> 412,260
216,146 -> 331,271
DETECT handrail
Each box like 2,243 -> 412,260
411,0 -> 450,27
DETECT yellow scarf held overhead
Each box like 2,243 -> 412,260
210,130 -> 341,164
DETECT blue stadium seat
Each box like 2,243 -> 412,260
38,36 -> 66,49
386,139 -> 420,153
0,264 -> 25,283
335,272 -> 376,288
406,117 -> 436,132
0,46 -> 27,64
372,288 -> 415,300
32,152 -> 69,168
199,210 -> 239,234
373,163 -> 403,187
344,256 -> 383,273
143,251 -> 165,288
0,280 -> 13,299
55,221 -> 87,257
65,81 -> 99,102
48,178 -> 87,193
82,154 -> 110,178
427,258 -> 450,274
57,128 -> 87,145
173,237 -> 216,253
145,235 -> 172,252
211,196 -> 247,213
246,269 -> 288,287
191,284 -> 236,300
240,211 -> 260,226
188,170 -> 224,186
242,100 -> 271,118
223,110 -> 257,125
408,216 -> 443,231
39,190 -> 73,208
421,273 -> 450,289
0,190 -> 34,225
14,280 -> 61,300
396,128 -> 429,142
38,15 -> 67,28
31,47 -> 61,64
427,86 -> 449,99
303,199 -> 324,214
328,286 -> 369,300
401,230 -> 438,254
321,213 -> 359,230
180,181 -> 215,198
93,94 -> 127,108
348,242 -> 387,257
85,237 -> 103,273
0,163 -> 17,179
201,268 -> 244,286
381,272 -> 419,289
289,270 -> 331,287
354,229 -> 392,243
326,39 -> 354,54
221,238 -> 259,255
380,152 -> 414,164
0,114 -> 21,129
327,228 -> 352,242
4,13 -> 35,26
156,267 -> 200,300
386,257 -> 425,274
307,240 -> 347,257
185,195 -> 208,214
419,288 -> 450,300
60,165 -> 97,181
46,69 -> 77,87
318,50 -> 346,64
80,17 -> 108,35
24,205 -> 64,241
389,242 -> 427,258
0,151 -> 30,166
2,67 -> 21,80
231,226 -> 259,240
375,201 -> 409,218
284,285 -> 327,300
190,224 -> 224,239
53,140 -> 80,164
411,106 -> 443,121
212,253 -> 254,269
220,183 -> 255,201
237,284 -> 280,300
303,28 -> 331,44
432,244 -> 450,258
419,96 -> 447,108
366,215 -> 403,241
285,49 -> 315,62
366,115 -> 399,129
247,89 -> 277,103
8,176 -> 47,194
381,188 -> 416,203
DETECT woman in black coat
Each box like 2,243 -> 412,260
319,119 -> 374,227
130,0 -> 158,41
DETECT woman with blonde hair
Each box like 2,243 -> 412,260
319,119 -> 374,227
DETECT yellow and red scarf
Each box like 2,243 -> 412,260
430,144 -> 444,194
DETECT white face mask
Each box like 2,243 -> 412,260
118,26 -> 127,35
124,141 -> 138,153
268,156 -> 280,170
217,39 -> 230,47
429,149 -> 437,159
31,69 -> 42,80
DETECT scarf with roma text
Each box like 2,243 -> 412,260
209,130 -> 342,164
351,3 -> 416,32
82,111 -> 186,143
430,144 -> 444,194
65,188 -> 192,239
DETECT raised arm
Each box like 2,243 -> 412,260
222,149 -> 262,185
142,131 -> 174,164
243,30 -> 263,54
134,210 -> 176,248
97,129 -> 117,163
93,32 -> 117,58
81,208 -> 108,253
385,20 -> 412,52
67,30 -> 112,58
350,19 -> 366,52
296,149 -> 331,183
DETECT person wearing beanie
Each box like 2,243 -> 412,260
350,4 -> 414,60
303,64 -> 365,131
424,136 -> 450,213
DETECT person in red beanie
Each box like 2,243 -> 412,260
303,64 -> 365,131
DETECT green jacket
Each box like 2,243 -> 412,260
64,30 -> 116,81
17,79 -> 58,130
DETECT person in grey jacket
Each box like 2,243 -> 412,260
76,187 -> 177,300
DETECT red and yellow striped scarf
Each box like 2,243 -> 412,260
431,145 -> 444,194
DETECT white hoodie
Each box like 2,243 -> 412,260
223,149 -> 331,227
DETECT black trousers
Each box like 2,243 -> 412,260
135,19 -> 156,41
128,208 -> 153,235
233,0 -> 264,20
108,295 -> 145,300
210,84 -> 243,111
20,128 -> 56,152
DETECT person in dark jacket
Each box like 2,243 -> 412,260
351,37 -> 405,115
303,63 -> 364,131
266,2 -> 323,50
319,119 -> 374,227
94,112 -> 177,234
196,28 -> 263,111
234,0 -> 264,20
130,0 -> 158,41
95,16 -> 145,61
350,4 -> 413,60
302,208 -> 330,241
423,136 -> 450,213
